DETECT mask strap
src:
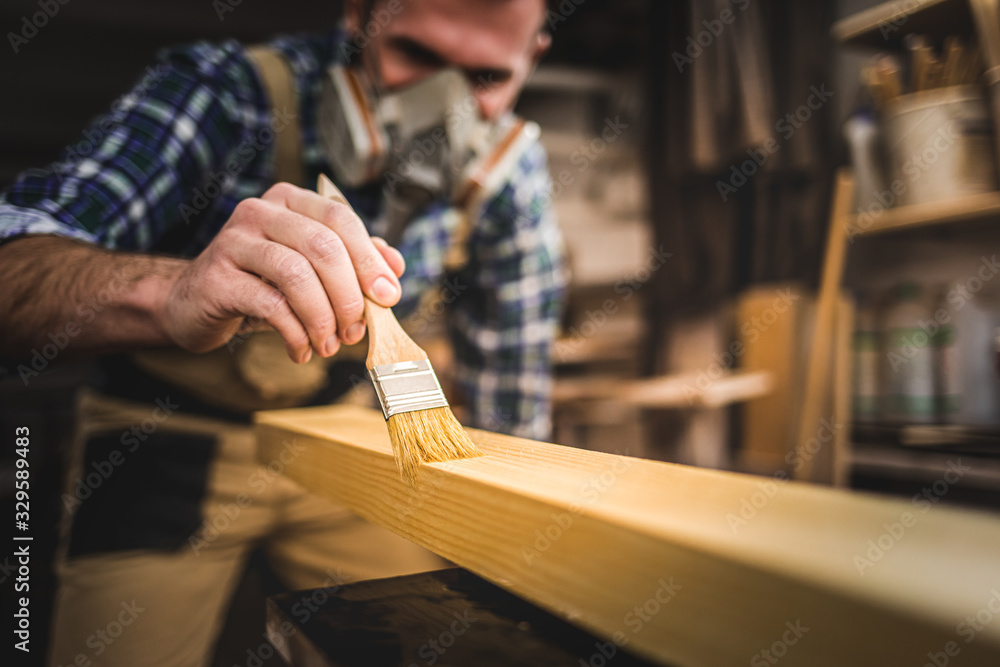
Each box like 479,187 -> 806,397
350,2 -> 389,98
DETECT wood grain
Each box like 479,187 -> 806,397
256,404 -> 1000,667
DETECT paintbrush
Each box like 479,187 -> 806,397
317,174 -> 482,484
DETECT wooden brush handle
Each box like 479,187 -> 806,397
316,174 -> 427,368
364,299 -> 426,367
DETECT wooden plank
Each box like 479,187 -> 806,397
737,284 -> 806,474
256,405 -> 1000,667
832,295 -> 855,487
553,370 -> 773,410
794,170 -> 854,482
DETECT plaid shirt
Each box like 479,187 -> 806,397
0,31 -> 566,439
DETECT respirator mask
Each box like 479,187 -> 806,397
317,62 -> 539,242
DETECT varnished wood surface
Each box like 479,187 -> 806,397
256,404 -> 1000,667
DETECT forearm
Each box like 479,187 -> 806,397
0,235 -> 186,359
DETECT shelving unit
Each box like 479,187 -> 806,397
797,0 -> 1000,495
850,190 -> 1000,236
833,0 -> 973,49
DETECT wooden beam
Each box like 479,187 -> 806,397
794,169 -> 854,482
256,405 -> 1000,667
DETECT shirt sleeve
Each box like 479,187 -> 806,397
0,40 -> 263,252
448,140 -> 568,440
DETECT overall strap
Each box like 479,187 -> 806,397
245,45 -> 306,187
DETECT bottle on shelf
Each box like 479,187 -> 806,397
852,291 -> 881,424
881,282 -> 936,424
943,277 -> 1000,426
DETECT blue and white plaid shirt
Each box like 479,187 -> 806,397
0,31 -> 566,439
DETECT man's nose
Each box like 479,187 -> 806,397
473,89 -> 498,122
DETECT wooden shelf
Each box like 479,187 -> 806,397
851,441 -> 1000,487
553,369 -> 773,409
833,0 -> 974,48
849,190 -> 1000,237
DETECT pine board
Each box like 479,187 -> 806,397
256,405 -> 1000,666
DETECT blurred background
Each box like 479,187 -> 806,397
4,0 -> 1000,664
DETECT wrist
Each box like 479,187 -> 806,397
130,257 -> 188,347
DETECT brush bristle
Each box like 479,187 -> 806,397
386,407 -> 483,485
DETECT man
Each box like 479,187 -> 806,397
0,0 -> 565,664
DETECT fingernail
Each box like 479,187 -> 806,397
372,276 -> 398,303
301,347 -> 313,364
345,322 -> 365,344
325,335 -> 340,356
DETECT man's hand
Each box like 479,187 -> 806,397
158,182 -> 405,363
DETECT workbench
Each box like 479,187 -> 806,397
266,568 -> 659,666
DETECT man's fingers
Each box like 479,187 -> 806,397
263,183 -> 402,307
262,218 -> 369,346
372,237 -> 405,278
226,272 -> 313,363
229,236 -> 342,357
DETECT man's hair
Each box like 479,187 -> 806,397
361,0 -> 555,33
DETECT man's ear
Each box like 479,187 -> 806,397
532,31 -> 552,64
343,0 -> 363,34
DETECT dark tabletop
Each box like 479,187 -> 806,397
266,567 -> 667,667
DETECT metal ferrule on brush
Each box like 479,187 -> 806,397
369,359 -> 450,420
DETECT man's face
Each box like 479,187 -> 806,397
346,0 -> 549,121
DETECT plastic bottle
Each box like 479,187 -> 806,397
881,282 -> 935,424
944,277 -> 1000,425
931,284 -> 961,422
852,291 -> 880,424
844,107 -> 889,215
